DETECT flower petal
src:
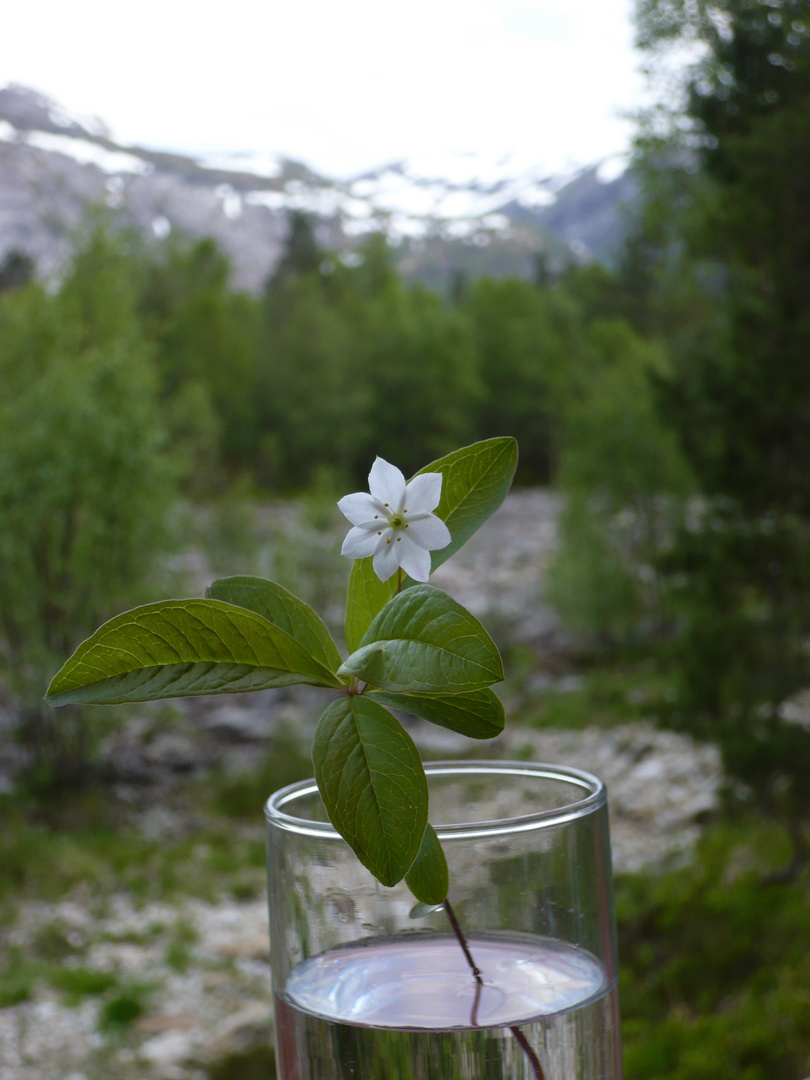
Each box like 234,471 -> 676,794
406,513 -> 451,551
342,524 -> 385,559
369,457 -> 406,512
396,534 -> 432,582
404,472 -> 443,514
338,492 -> 382,526
372,535 -> 401,581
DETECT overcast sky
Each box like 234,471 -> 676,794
2,0 -> 647,178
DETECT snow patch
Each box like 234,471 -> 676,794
48,105 -> 108,138
342,216 -> 382,237
105,175 -> 125,208
0,120 -> 16,142
373,180 -> 447,218
215,184 -> 243,219
569,238 -> 591,259
511,180 -> 557,209
197,151 -> 282,179
282,183 -> 347,217
387,214 -> 430,240
434,188 -> 504,219
48,107 -> 107,138
347,156 -> 566,224
348,178 -> 378,198
397,149 -> 546,190
222,147 -> 584,234
596,153 -> 628,184
340,197 -> 373,220
441,219 -> 480,240
24,131 -> 152,174
152,216 -> 171,239
244,190 -> 287,211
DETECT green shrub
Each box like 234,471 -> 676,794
50,966 -> 117,1000
618,821 -> 810,1079
0,958 -> 37,1007
99,991 -> 147,1029
0,226 -> 177,786
208,1046 -> 276,1080
209,735 -> 313,820
660,508 -> 810,816
548,320 -> 692,645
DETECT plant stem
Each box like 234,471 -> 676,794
443,899 -> 483,984
397,567 -> 403,594
509,1024 -> 546,1080
442,900 -> 546,1080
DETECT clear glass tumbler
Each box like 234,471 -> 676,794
265,760 -> 622,1080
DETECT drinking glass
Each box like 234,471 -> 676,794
265,760 -> 622,1079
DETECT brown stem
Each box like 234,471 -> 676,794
443,900 -> 483,985
509,1024 -> 546,1080
442,900 -> 545,1080
471,977 -> 482,1028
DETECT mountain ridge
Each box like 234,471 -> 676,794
0,84 -> 635,292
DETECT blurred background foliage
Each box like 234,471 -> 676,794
2,0 -> 810,1075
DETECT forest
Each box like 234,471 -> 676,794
2,0 -> 810,1076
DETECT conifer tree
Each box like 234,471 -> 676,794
635,0 -> 810,824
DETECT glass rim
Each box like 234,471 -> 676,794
264,760 -> 606,841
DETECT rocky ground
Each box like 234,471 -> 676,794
0,491 -> 725,1080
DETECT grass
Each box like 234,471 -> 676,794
516,658 -> 675,732
50,965 -> 118,1000
165,918 -> 199,972
0,789 -> 269,909
208,1045 -> 277,1080
32,919 -> 85,960
0,956 -> 38,1006
0,954 -> 119,1009
617,815 -> 810,1079
205,731 -> 313,820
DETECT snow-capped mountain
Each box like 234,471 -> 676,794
0,84 -> 635,292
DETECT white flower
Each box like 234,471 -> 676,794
338,457 -> 451,582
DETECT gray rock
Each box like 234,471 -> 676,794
139,1030 -> 198,1070
201,705 -> 277,743
202,1003 -> 273,1062
498,723 -> 722,874
143,734 -> 206,773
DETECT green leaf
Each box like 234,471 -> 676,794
344,438 -> 517,649
312,696 -> 428,887
339,584 -> 503,694
46,598 -> 343,706
369,687 -> 504,740
405,824 -> 448,905
345,562 -> 397,655
416,436 -> 518,573
205,576 -> 342,673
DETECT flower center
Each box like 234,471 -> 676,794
388,512 -> 406,530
